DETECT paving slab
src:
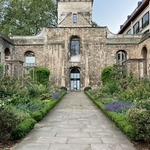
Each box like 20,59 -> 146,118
11,92 -> 136,150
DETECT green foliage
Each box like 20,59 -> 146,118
89,88 -> 107,99
30,67 -> 50,86
9,90 -> 66,140
31,111 -> 43,122
39,93 -> 52,100
92,21 -> 99,27
127,107 -> 150,141
86,91 -> 135,140
0,105 -> 25,141
101,66 -> 113,85
0,0 -> 57,35
0,74 -> 66,141
0,63 -> 3,79
10,118 -> 36,140
84,86 -> 92,92
118,78 -> 150,102
103,81 -> 120,95
111,64 -> 126,81
60,86 -> 67,91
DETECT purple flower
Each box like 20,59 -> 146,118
105,101 -> 132,112
52,93 -> 60,99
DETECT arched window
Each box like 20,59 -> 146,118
141,47 -> 147,75
5,48 -> 11,60
24,51 -> 35,66
70,36 -> 80,57
116,50 -> 126,65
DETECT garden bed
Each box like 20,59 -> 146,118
85,91 -> 150,150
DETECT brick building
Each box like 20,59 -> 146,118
0,0 -> 150,90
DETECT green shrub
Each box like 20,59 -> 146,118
10,118 -> 36,140
118,82 -> 150,102
0,77 -> 22,98
31,111 -> 43,122
90,88 -> 107,99
127,107 -> 150,141
30,66 -> 50,86
101,66 -> 113,85
84,86 -> 92,92
102,81 -> 120,95
60,86 -> 67,91
0,63 -> 3,79
0,105 -> 25,141
85,91 -> 135,140
39,93 -> 52,100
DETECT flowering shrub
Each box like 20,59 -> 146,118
136,99 -> 150,110
52,92 -> 60,99
90,88 -> 107,99
105,101 -> 132,113
127,107 -> 150,142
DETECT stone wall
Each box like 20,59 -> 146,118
12,27 -> 145,90
57,1 -> 92,26
58,13 -> 92,27
1,26 -> 149,90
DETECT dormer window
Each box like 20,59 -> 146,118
73,14 -> 77,23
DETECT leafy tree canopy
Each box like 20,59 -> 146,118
0,0 -> 57,35
92,21 -> 99,27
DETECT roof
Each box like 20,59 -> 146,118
0,32 -> 14,44
118,0 -> 149,34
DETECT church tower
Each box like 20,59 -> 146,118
57,0 -> 94,27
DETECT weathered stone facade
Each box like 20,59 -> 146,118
0,0 -> 150,90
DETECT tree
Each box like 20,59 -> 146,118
92,21 -> 99,27
0,0 -> 57,35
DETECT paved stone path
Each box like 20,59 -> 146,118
11,92 -> 136,150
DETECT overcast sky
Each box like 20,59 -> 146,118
92,0 -> 140,34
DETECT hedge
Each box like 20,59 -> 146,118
10,92 -> 66,140
85,91 -> 135,140
10,118 -> 36,140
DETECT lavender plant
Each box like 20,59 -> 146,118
105,101 -> 132,113
52,93 -> 60,99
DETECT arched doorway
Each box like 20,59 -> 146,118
70,67 -> 80,91
141,47 -> 147,75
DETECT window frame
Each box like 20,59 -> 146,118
127,29 -> 131,34
70,37 -> 80,57
142,12 -> 149,29
73,14 -> 77,23
116,50 -> 126,65
24,51 -> 35,67
133,22 -> 140,34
